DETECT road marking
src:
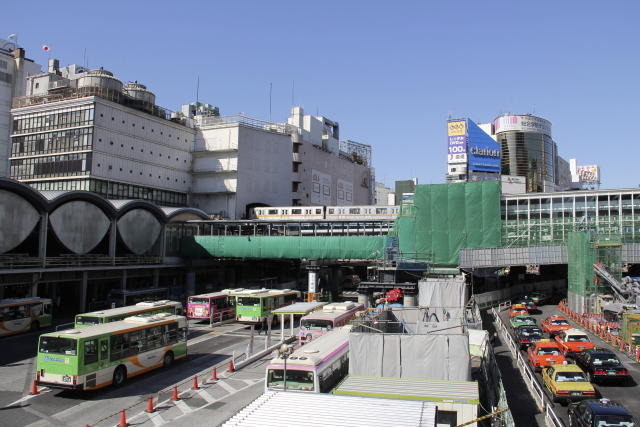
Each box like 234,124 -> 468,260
174,399 -> 193,414
217,380 -> 237,394
146,411 -> 166,427
241,379 -> 259,385
2,387 -> 51,409
197,389 -> 217,404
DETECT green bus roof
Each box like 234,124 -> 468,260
76,300 -> 181,318
229,289 -> 300,298
43,314 -> 186,340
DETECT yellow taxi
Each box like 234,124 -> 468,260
542,363 -> 596,405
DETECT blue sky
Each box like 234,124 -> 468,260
4,1 -> 639,189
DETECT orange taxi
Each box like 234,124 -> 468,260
527,339 -> 567,371
555,329 -> 596,357
509,304 -> 529,318
541,315 -> 572,336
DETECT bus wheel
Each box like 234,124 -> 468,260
163,351 -> 174,368
30,321 -> 40,331
112,366 -> 127,387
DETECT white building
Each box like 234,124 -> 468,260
0,43 -> 42,177
191,106 -> 374,219
375,181 -> 395,205
11,64 -> 194,206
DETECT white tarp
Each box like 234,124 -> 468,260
349,333 -> 471,381
418,276 -> 467,308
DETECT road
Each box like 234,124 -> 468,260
0,320 -> 279,427
497,303 -> 640,425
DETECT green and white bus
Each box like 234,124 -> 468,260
0,297 -> 52,337
74,300 -> 183,327
229,289 -> 300,324
37,313 -> 187,390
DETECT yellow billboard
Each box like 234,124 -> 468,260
448,121 -> 466,136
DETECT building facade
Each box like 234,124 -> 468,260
446,118 -> 501,184
0,43 -> 42,177
10,66 -> 194,206
375,181 -> 395,205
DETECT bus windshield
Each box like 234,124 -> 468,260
301,319 -> 333,330
267,369 -> 314,391
237,297 -> 260,306
189,298 -> 210,304
39,337 -> 77,356
75,316 -> 101,326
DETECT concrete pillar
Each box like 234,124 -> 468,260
152,269 -> 160,288
121,270 -> 127,306
31,273 -> 39,297
290,313 -> 294,337
109,219 -> 117,264
280,314 -> 285,341
38,213 -> 48,267
403,294 -> 417,307
358,293 -> 369,308
186,270 -> 196,296
79,271 -> 88,313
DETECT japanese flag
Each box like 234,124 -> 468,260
42,45 -> 50,51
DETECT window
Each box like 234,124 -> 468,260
349,208 -> 361,214
84,339 -> 98,365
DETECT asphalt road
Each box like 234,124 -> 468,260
0,320 -> 270,427
498,304 -> 640,426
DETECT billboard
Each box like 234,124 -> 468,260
467,119 -> 501,173
337,179 -> 353,205
494,115 -> 552,137
311,170 -> 332,205
448,120 -> 467,164
576,165 -> 600,183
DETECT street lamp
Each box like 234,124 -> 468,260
277,343 -> 294,391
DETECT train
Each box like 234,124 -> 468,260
251,205 -> 400,221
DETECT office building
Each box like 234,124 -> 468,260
446,118 -> 501,184
375,181 -> 395,205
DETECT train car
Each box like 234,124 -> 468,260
252,206 -> 325,221
252,205 -> 400,222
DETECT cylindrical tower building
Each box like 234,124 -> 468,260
494,114 -> 556,193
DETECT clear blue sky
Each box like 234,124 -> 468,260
4,1 -> 639,189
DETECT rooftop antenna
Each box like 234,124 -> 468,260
196,75 -> 200,104
291,80 -> 295,107
269,82 -> 273,122
83,48 -> 86,68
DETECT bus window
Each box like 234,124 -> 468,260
99,339 -> 109,360
76,316 -> 101,326
84,340 -> 98,365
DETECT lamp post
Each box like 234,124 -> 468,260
277,343 -> 294,391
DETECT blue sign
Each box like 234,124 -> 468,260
466,119 -> 501,173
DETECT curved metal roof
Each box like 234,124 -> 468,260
161,206 -> 209,220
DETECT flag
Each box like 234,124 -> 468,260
42,45 -> 50,51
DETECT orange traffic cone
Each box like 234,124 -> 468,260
171,386 -> 180,401
210,367 -> 218,381
145,395 -> 155,413
117,409 -> 129,427
227,359 -> 235,373
29,380 -> 39,395
192,375 -> 199,390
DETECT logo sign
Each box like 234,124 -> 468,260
494,115 -> 552,136
44,356 -> 68,364
576,165 -> 600,183
448,120 -> 467,136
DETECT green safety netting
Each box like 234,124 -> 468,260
181,235 -> 386,260
397,181 -> 501,266
567,232 -> 594,297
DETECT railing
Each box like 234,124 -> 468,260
492,302 -> 564,427
0,255 -> 162,269
197,114 -> 294,135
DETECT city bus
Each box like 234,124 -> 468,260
299,302 -> 364,344
0,297 -> 52,337
265,326 -> 350,393
229,289 -> 300,324
37,313 -> 188,390
187,291 -> 237,322
74,300 -> 183,328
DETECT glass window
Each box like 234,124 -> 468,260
39,336 -> 77,356
84,339 -> 98,365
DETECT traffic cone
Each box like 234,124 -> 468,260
117,409 -> 129,427
227,359 -> 234,373
171,386 -> 180,401
29,380 -> 39,395
145,395 -> 155,413
192,375 -> 199,390
210,367 -> 218,381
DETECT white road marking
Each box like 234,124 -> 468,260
174,399 -> 193,414
2,387 -> 51,409
197,389 -> 217,404
217,380 -> 237,394
146,411 -> 166,427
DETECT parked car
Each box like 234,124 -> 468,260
555,329 -> 596,357
514,297 -> 538,313
515,325 -> 543,350
542,364 -> 596,405
568,399 -> 636,427
574,348 -> 632,385
542,315 -> 572,337
509,305 -> 530,318
510,314 -> 537,329
529,291 -> 548,306
527,340 -> 567,372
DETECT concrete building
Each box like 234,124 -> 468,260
11,64 -> 195,206
190,106 -> 374,219
0,41 -> 42,177
446,118 -> 501,184
375,181 -> 395,205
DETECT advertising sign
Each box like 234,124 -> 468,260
448,120 -> 468,164
576,165 -> 600,183
467,119 -> 501,173
337,179 -> 353,205
494,115 -> 552,137
447,120 -> 466,136
311,170 -> 332,205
